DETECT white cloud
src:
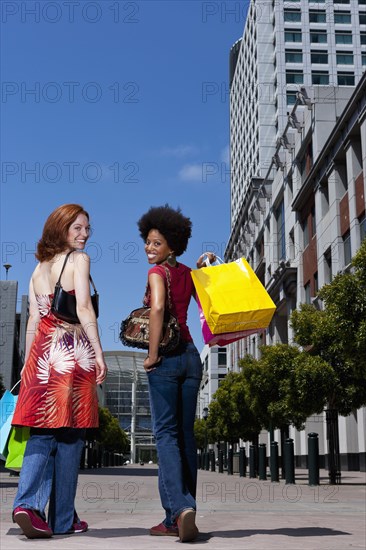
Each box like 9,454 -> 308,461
159,145 -> 198,158
221,144 -> 230,164
178,163 -> 203,182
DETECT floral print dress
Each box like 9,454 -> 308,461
12,294 -> 99,428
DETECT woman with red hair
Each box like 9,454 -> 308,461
11,204 -> 107,538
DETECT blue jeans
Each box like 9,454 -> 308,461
13,428 -> 85,534
147,342 -> 202,527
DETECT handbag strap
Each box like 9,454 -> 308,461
161,266 -> 174,311
143,265 -> 174,311
56,251 -> 98,293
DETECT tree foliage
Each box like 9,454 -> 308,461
291,239 -> 366,413
206,372 -> 261,443
240,344 -> 334,430
194,418 -> 216,449
88,407 -> 129,453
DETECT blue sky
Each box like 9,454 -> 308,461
1,0 -> 248,350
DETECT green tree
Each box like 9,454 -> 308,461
291,274 -> 366,415
240,344 -> 334,430
194,418 -> 216,450
290,240 -> 366,482
89,407 -> 129,453
206,372 -> 261,444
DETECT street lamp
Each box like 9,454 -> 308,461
3,264 -> 12,280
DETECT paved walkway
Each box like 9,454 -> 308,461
1,464 -> 365,549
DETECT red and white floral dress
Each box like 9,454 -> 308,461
12,293 -> 99,429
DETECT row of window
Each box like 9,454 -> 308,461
286,70 -> 356,84
284,10 -> 366,24
285,49 -> 363,63
279,0 -> 366,4
285,29 -> 366,43
304,214 -> 365,302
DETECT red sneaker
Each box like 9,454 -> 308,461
150,522 -> 179,536
70,513 -> 88,533
13,507 -> 53,539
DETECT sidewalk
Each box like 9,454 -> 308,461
1,464 -> 365,549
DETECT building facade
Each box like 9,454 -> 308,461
211,0 -> 366,471
103,351 -> 155,463
0,280 -> 28,390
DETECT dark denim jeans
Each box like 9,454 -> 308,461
147,342 -> 203,527
13,427 -> 85,534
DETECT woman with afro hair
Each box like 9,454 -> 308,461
137,204 -> 215,543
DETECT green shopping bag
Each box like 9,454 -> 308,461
5,426 -> 30,471
0,381 -> 21,460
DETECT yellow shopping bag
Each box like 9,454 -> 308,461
191,258 -> 276,334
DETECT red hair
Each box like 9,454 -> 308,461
36,204 -> 89,262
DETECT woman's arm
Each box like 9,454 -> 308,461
21,278 -> 41,376
144,272 -> 166,371
73,252 -> 107,384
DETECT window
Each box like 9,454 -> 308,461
324,248 -> 332,283
360,215 -> 366,241
275,200 -> 286,261
333,0 -> 350,3
321,181 -> 329,214
360,14 -> 366,25
309,10 -> 326,23
312,71 -> 329,84
310,30 -> 327,43
334,12 -> 351,24
361,32 -> 366,45
284,10 -> 301,22
336,52 -> 354,64
311,204 -> 316,237
338,72 -> 355,85
304,282 -> 311,304
362,53 -> 366,66
286,70 -> 303,84
217,348 -> 227,367
285,50 -> 303,63
311,50 -> 328,63
286,91 -> 297,105
335,31 -> 352,44
285,29 -> 302,42
343,231 -> 352,265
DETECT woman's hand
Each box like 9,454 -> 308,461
196,252 -> 216,269
95,355 -> 108,385
144,355 -> 161,372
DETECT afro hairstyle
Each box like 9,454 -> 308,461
137,204 -> 192,257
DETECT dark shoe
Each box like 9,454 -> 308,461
177,508 -> 198,542
150,522 -> 179,536
13,507 -> 53,539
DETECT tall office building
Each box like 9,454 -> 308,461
228,0 -> 366,246
219,0 -> 366,471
